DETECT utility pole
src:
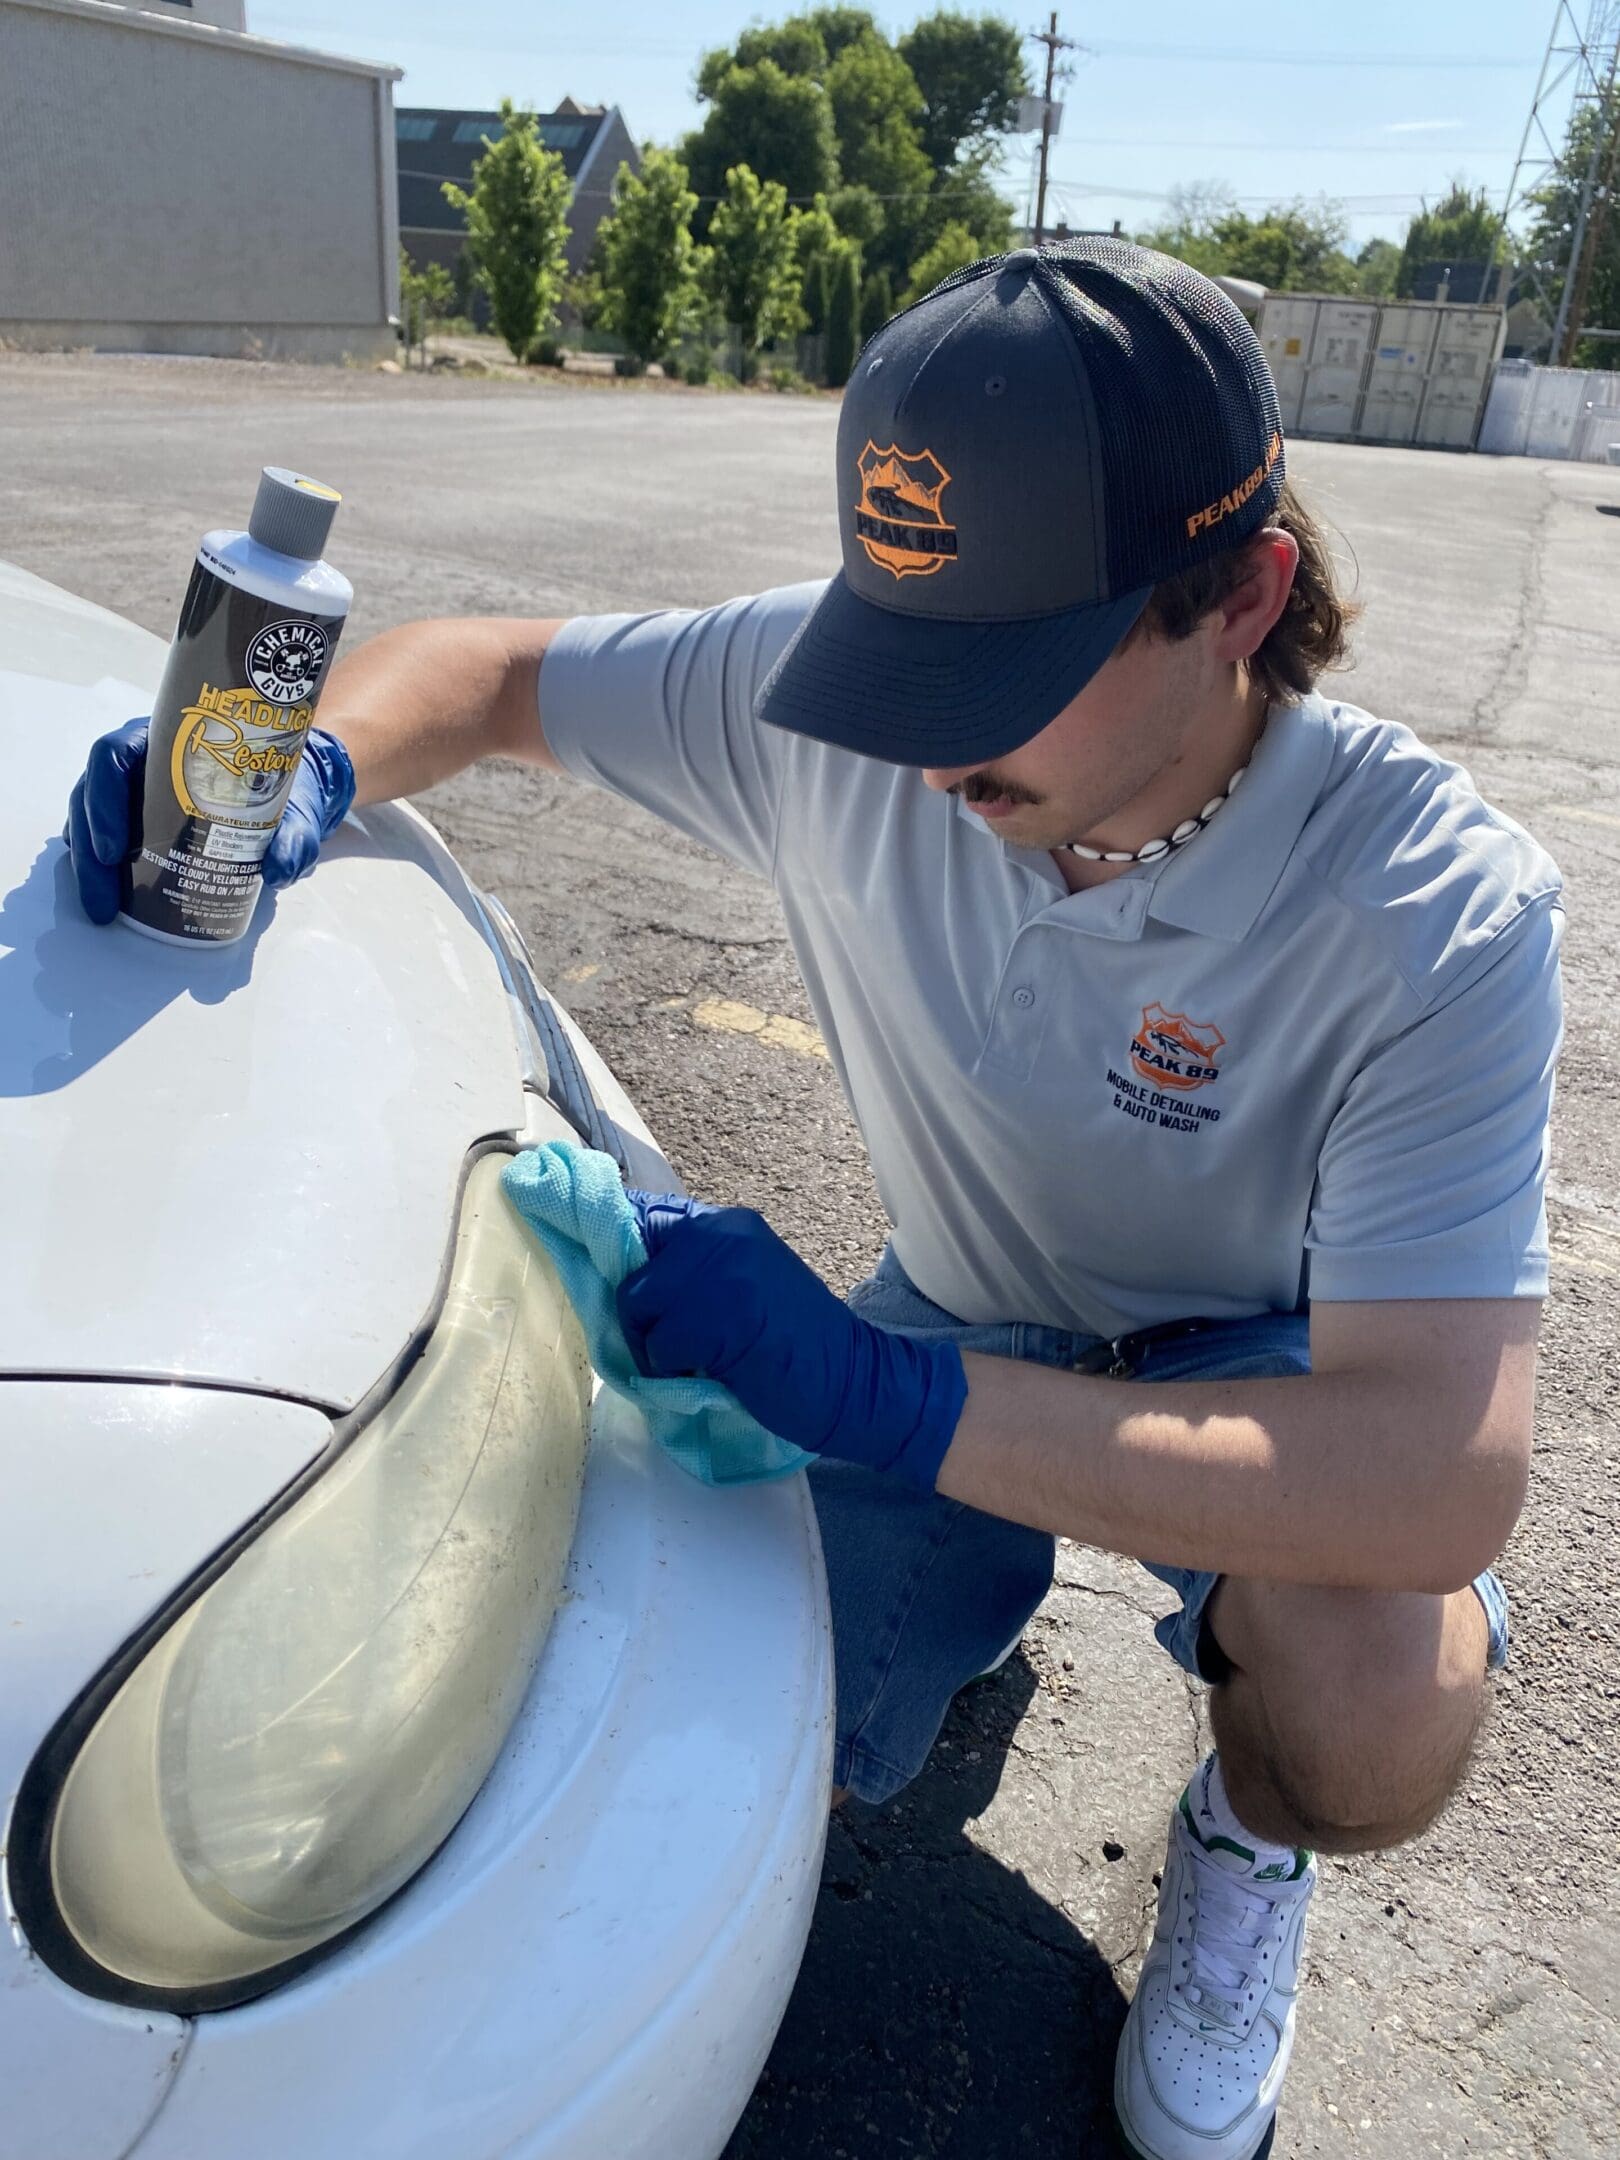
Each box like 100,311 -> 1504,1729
1029,12 -> 1076,249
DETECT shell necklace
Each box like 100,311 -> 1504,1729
1066,759 -> 1249,865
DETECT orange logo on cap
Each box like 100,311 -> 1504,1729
1130,1003 -> 1227,1092
854,440 -> 958,580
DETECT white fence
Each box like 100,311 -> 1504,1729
1257,294 -> 1505,451
1476,361 -> 1620,465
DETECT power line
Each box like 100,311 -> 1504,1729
1048,138 -> 1517,159
516,37 -> 1536,71
1083,41 -> 1537,70
1044,177 -> 1509,211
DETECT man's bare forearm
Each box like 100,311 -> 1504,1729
317,617 -> 567,805
935,1333 -> 1534,1595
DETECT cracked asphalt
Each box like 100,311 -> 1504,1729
2,354 -> 1615,2160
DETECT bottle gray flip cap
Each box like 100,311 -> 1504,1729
248,466 -> 342,561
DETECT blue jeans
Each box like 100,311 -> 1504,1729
811,1245 -> 1512,1807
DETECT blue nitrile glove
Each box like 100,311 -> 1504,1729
259,729 -> 357,891
64,718 -> 357,923
616,1193 -> 969,1491
64,717 -> 148,925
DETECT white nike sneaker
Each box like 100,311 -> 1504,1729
1114,1773 -> 1316,2160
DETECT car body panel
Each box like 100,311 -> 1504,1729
124,1393 -> 832,2160
0,1381 -> 333,2160
0,584 -> 526,1408
1,559 -> 832,2160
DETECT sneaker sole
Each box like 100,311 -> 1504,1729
1112,2102 -> 1277,2160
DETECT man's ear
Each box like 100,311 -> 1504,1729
1210,530 -> 1299,664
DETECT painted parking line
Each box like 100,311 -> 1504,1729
691,995 -> 829,1062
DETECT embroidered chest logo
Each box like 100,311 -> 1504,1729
1131,1004 -> 1226,1091
1106,1005 -> 1229,1136
854,441 -> 958,580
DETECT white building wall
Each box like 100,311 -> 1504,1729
0,0 -> 401,360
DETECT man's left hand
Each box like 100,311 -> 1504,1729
617,1194 -> 967,1490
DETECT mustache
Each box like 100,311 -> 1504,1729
950,772 -> 1043,807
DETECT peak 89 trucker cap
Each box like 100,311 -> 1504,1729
753,237 -> 1286,767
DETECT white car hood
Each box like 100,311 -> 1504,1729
0,561 -> 527,1406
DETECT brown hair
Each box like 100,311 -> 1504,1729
1132,478 -> 1360,708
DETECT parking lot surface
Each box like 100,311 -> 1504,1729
3,353 -> 1616,2158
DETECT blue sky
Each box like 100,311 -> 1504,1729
254,2 -> 1561,246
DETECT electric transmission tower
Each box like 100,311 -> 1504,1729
1490,0 -> 1620,362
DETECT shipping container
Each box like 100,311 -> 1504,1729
1419,311 -> 1506,450
1256,293 -> 1505,452
1478,361 -> 1620,464
1299,300 -> 1377,437
1258,296 -> 1319,431
1356,307 -> 1438,446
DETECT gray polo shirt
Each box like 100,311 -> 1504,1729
542,582 -> 1563,1338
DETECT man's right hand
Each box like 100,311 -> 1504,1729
63,720 -> 357,926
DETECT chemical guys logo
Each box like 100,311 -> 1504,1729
854,441 -> 958,580
1105,1004 -> 1228,1136
246,618 -> 330,705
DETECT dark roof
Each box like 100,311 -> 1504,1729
395,107 -> 611,233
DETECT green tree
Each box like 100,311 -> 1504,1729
824,239 -> 862,385
802,249 -> 833,334
904,142 -> 1016,265
1137,180 -> 1239,278
1352,236 -> 1401,299
791,191 -> 844,332
442,102 -> 571,362
683,59 -> 840,237
397,250 -> 455,368
860,265 -> 894,339
898,10 -> 1030,170
1523,94 -> 1620,365
696,19 -> 828,96
690,11 -> 1024,293
1211,202 -> 1355,292
903,218 -> 984,304
801,7 -> 881,63
1143,190 -> 1357,293
594,150 -> 706,369
1397,184 -> 1500,298
825,31 -> 932,210
705,163 -> 806,379
830,182 -> 885,247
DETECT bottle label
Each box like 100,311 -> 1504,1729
123,557 -> 345,944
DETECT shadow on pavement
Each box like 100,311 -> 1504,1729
724,1655 -> 1130,2159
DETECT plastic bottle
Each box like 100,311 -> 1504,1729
121,467 -> 352,945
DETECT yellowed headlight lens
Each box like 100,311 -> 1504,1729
51,1158 -> 590,1995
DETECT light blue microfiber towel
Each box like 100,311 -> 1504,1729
500,1138 -> 813,1488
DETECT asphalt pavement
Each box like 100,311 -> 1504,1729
2,352 -> 1615,2160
